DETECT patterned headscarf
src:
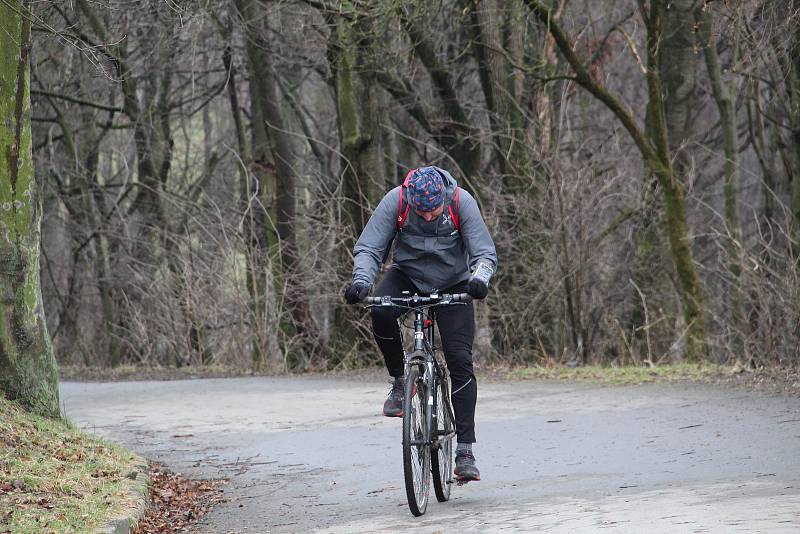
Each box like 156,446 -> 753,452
407,167 -> 445,212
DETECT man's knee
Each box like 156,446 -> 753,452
447,354 -> 475,389
444,342 -> 473,371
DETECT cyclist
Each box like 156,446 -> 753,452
344,165 -> 497,482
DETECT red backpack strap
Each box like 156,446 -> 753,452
396,169 -> 415,231
448,187 -> 461,232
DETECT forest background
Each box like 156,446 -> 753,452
23,0 -> 800,376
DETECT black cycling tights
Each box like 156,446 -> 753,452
370,267 -> 477,444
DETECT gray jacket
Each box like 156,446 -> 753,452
352,168 -> 497,293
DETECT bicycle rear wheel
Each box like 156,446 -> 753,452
402,366 -> 430,516
431,372 -> 454,502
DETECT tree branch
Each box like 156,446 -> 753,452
398,6 -> 474,136
524,0 -> 657,164
31,89 -> 122,113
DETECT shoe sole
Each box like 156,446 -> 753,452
454,471 -> 480,482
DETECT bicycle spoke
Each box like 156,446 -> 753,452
403,369 -> 429,515
431,371 -> 454,502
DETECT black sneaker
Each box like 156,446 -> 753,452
455,451 -> 481,482
382,376 -> 404,417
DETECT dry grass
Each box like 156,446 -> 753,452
482,362 -> 800,395
0,396 -> 143,534
59,364 -> 252,382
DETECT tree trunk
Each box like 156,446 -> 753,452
659,0 -> 698,163
218,19 -> 270,367
256,37 -> 308,367
236,0 -> 308,369
697,3 -> 745,357
90,150 -> 121,366
326,9 -> 390,363
647,1 -> 708,361
331,14 -> 386,234
470,0 -> 531,184
0,0 -> 60,417
790,0 -> 800,256
645,0 -> 701,359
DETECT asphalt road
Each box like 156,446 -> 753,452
60,376 -> 800,533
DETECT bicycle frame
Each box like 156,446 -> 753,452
405,306 -> 439,449
365,293 -> 466,449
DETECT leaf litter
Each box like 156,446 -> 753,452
132,463 -> 226,534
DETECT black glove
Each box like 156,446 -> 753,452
344,281 -> 370,304
466,277 -> 488,299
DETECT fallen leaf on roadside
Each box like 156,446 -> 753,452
132,464 -> 223,534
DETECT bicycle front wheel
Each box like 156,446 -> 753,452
402,366 -> 430,516
431,372 -> 454,502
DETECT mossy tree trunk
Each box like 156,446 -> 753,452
217,16 -> 271,368
326,7 -> 388,362
0,0 -> 60,417
634,0 -> 699,357
642,0 -> 708,361
331,11 -> 386,235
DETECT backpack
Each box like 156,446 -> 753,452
395,168 -> 461,232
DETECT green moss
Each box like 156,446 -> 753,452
0,396 -> 143,533
335,26 -> 361,150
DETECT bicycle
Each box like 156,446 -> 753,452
362,292 -> 472,516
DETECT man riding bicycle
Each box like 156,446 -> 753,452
344,165 -> 497,482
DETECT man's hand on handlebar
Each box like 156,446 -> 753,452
344,281 -> 371,304
466,277 -> 488,299
467,261 -> 493,299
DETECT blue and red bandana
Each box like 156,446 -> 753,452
407,167 -> 445,212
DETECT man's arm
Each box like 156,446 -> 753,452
458,189 -> 498,282
352,187 -> 402,285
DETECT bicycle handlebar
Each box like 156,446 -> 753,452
362,293 -> 472,306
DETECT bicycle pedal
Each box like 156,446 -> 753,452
455,478 -> 470,486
